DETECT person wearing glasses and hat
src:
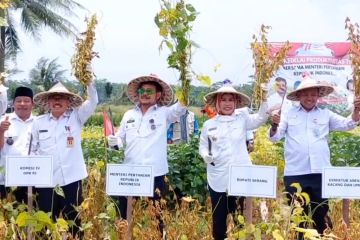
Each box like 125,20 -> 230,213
199,80 -> 269,240
107,75 -> 187,232
30,81 -> 98,237
0,86 -> 34,202
270,77 -> 360,238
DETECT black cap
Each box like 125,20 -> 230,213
14,86 -> 33,100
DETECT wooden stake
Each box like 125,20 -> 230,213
27,186 -> 33,240
27,134 -> 33,240
343,199 -> 350,227
127,196 -> 133,240
245,197 -> 253,224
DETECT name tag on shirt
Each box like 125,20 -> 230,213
67,136 -> 74,148
127,119 -> 135,123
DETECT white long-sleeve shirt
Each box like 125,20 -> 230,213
0,113 -> 34,184
269,105 -> 358,176
0,84 -> 8,115
116,102 -> 186,176
31,84 -> 98,187
199,102 -> 269,192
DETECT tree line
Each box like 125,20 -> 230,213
2,1 -> 255,109
4,56 -> 254,107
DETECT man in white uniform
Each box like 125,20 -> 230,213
31,82 -> 98,237
0,86 -> 34,202
107,74 -> 187,235
270,78 -> 360,238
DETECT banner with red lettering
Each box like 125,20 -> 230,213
267,42 -> 353,115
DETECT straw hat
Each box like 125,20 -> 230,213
127,74 -> 173,106
34,82 -> 83,108
287,77 -> 334,101
204,80 -> 250,108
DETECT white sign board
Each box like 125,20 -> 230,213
322,167 -> 360,199
5,155 -> 53,187
106,164 -> 154,197
228,165 -> 277,198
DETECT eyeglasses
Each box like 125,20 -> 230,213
137,88 -> 155,95
49,95 -> 69,101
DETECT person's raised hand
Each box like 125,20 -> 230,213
0,116 -> 10,133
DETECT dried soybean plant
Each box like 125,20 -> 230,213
0,72 -> 6,85
71,14 -> 98,87
0,221 -> 7,240
79,161 -> 119,239
251,25 -> 291,108
343,18 -> 360,227
345,17 -> 360,97
0,0 -> 11,9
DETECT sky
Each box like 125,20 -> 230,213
8,0 -> 360,86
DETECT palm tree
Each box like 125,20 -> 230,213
0,0 -> 83,74
29,57 -> 66,92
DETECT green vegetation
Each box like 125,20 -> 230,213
5,77 -> 255,109
0,0 -> 81,74
0,125 -> 360,239
167,136 -> 207,204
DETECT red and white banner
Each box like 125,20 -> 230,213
268,42 -> 353,114
103,111 -> 114,137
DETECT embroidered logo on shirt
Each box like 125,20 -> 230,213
313,128 -> 320,137
6,137 -> 14,145
149,119 -> 156,130
208,127 -> 218,141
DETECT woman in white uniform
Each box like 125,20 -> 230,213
199,80 -> 269,240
